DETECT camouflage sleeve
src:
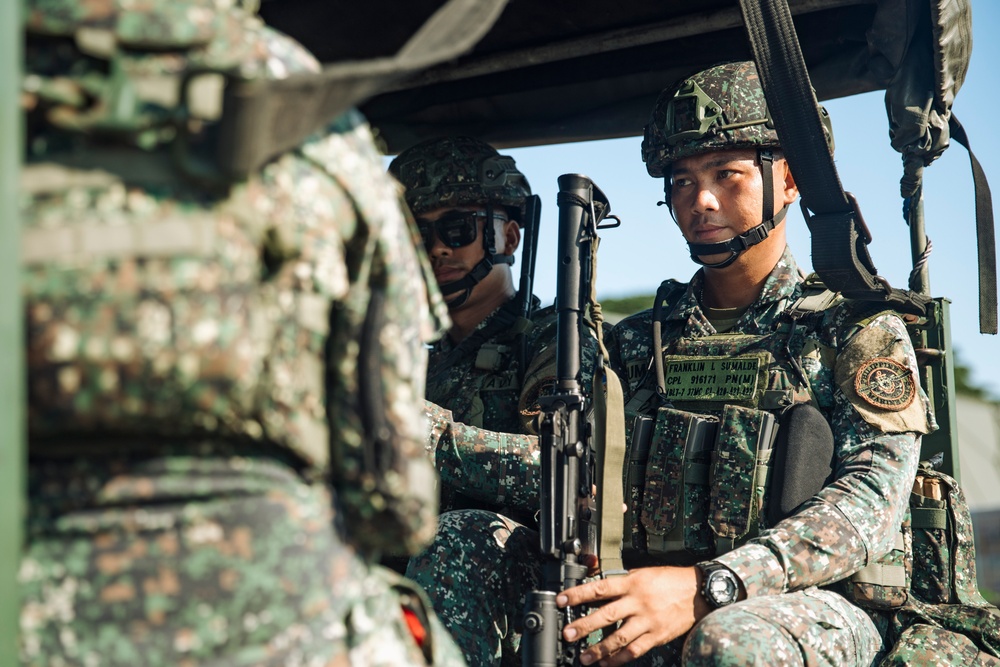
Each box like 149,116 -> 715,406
715,313 -> 931,596
302,114 -> 449,555
425,399 -> 542,512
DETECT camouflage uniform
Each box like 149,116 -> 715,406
408,62 -> 936,666
611,249 -> 932,666
392,137 -> 600,662
409,249 -> 934,666
425,299 -> 581,520
18,3 -> 464,665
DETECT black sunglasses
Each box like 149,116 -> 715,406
416,210 -> 507,251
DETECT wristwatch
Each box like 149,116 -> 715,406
696,561 -> 740,609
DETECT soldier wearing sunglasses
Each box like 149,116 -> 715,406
390,137 -> 599,507
389,138 -> 600,583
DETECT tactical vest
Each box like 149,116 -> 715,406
22,113 -> 444,555
623,279 -> 937,614
426,300 -> 553,434
621,281 -> 861,557
23,125 -> 338,469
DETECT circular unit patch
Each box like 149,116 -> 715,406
854,357 -> 916,411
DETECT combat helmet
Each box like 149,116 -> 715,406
642,60 -> 834,268
389,137 -> 532,306
390,136 -> 531,216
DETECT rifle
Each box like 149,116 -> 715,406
518,194 -> 543,384
522,174 -> 620,667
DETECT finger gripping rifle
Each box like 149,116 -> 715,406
522,174 -> 612,667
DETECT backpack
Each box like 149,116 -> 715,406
881,463 -> 1000,662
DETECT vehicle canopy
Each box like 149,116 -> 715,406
260,0 -> 969,156
266,0 -> 985,477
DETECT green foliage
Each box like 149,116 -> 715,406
953,349 -> 996,401
599,293 -> 656,319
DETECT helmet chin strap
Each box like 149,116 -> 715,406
439,204 -> 515,309
686,149 -> 785,269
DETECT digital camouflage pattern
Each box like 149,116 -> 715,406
641,60 -> 833,179
891,467 -> 1000,659
20,448 -> 463,667
909,467 -> 989,606
407,510 -> 542,666
426,301 -> 557,435
424,300 -> 601,518
409,246 -> 937,665
412,298 -> 600,664
425,400 -> 544,517
20,2 -> 463,665
880,622 -> 1000,666
388,136 -> 532,217
614,250 -> 929,596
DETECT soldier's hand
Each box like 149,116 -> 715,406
556,566 -> 711,666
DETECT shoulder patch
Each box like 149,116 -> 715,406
854,358 -> 916,411
834,319 -> 932,435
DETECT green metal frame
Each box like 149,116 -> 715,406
918,298 -> 961,481
1,1 -> 24,664
908,187 -> 960,482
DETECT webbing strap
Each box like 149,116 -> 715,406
210,0 -> 508,179
589,228 -> 627,576
425,299 -> 521,385
684,462 -> 709,486
595,365 -> 627,575
912,506 -> 948,531
788,288 -> 839,319
850,528 -> 907,587
22,217 -> 217,264
474,344 -> 510,372
737,0 -> 930,317
949,116 -> 997,334
851,563 -> 908,588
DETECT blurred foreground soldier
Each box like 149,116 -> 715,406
408,61 -> 943,667
389,138 -> 601,662
17,1 -> 473,665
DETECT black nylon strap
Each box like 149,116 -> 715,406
687,205 -> 787,267
760,149 -> 774,227
204,0 -> 508,180
738,0 -> 930,316
738,0 -> 847,214
686,149 -> 782,270
948,115 -> 997,334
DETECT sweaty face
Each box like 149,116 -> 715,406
668,149 -> 792,265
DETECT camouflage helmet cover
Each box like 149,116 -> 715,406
642,60 -> 833,178
389,136 -> 532,218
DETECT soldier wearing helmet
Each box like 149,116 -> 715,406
403,62 -> 935,667
389,137 -> 599,514
17,1 -> 479,665
390,137 -> 602,663
389,136 -> 529,326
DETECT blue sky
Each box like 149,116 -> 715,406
498,2 -> 1000,397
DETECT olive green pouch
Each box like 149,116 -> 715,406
640,406 -> 717,556
708,405 -> 777,554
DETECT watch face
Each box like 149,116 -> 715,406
707,571 -> 737,605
